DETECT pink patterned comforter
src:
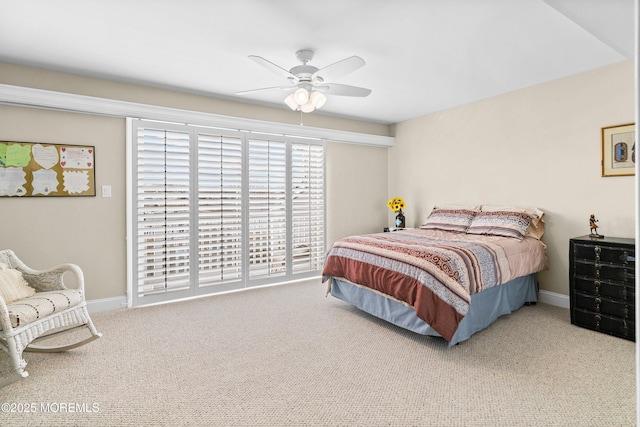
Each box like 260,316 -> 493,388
322,228 -> 548,341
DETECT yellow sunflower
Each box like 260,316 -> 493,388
387,197 -> 406,212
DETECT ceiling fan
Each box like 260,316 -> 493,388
236,49 -> 372,113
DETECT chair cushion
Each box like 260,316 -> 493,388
0,265 -> 36,304
3,289 -> 83,329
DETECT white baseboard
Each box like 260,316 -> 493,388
86,296 -> 127,314
538,290 -> 570,309
86,289 -> 571,314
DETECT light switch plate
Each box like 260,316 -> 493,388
102,185 -> 112,198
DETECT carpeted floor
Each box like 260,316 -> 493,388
0,279 -> 635,426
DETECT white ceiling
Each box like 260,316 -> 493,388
0,0 -> 634,125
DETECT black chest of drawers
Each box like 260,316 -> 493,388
570,235 -> 635,341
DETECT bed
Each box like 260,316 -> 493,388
322,206 -> 548,346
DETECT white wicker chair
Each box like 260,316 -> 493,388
0,249 -> 102,386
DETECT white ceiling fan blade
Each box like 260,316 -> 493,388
235,85 -> 295,95
248,55 -> 298,81
313,56 -> 365,81
320,83 -> 372,97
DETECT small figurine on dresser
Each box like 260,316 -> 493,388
589,214 -> 604,238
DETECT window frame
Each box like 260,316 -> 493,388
127,119 -> 325,307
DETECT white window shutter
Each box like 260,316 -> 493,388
135,126 -> 191,299
197,132 -> 243,288
291,143 -> 325,273
248,137 -> 287,280
129,120 -> 325,306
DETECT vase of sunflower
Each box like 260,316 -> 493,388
387,197 -> 406,228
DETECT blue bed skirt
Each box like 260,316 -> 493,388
329,274 -> 538,346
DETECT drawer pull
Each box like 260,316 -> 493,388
595,314 -> 601,329
624,320 -> 629,335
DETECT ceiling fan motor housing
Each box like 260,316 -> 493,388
290,65 -> 319,82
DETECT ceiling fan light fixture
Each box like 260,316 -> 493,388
284,93 -> 298,110
293,87 -> 309,105
310,91 -> 327,109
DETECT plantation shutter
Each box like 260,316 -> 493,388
197,131 -> 243,289
129,119 -> 325,306
134,125 -> 192,303
247,137 -> 287,280
291,142 -> 325,273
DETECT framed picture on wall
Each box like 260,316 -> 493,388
601,123 -> 635,177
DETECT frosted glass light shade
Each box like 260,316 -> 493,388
293,88 -> 309,105
284,93 -> 298,110
310,91 -> 326,108
300,101 -> 315,113
284,88 -> 326,113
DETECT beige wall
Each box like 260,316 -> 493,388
0,63 -> 390,301
326,142 -> 389,244
389,61 -> 635,296
0,104 -> 126,300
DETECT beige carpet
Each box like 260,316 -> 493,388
0,279 -> 635,426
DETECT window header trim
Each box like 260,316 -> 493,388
0,84 -> 394,147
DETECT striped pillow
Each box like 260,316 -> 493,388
466,211 -> 532,240
420,209 -> 478,233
